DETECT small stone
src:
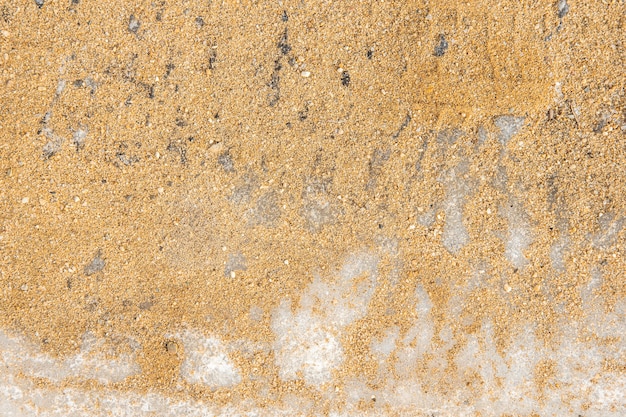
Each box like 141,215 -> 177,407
341,71 -> 350,87
165,341 -> 178,353
21,197 -> 29,204
209,142 -> 224,154
128,15 -> 141,33
35,0 -> 44,8
504,284 -> 512,293
557,0 -> 569,18
434,34 -> 448,57
301,71 -> 311,78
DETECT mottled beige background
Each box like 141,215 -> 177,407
1,0 -> 625,415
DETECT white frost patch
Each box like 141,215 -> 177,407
271,300 -> 344,386
178,331 -> 241,388
0,378 -> 309,417
417,206 -> 436,227
371,327 -> 399,361
395,285 -> 434,377
494,115 -> 525,145
550,234 -> 569,272
501,200 -> 533,269
72,126 -> 88,148
271,251 -> 378,386
591,213 -> 624,250
55,79 -> 66,96
0,329 -> 139,385
440,162 -> 472,254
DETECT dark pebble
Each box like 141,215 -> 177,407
341,71 -> 350,87
434,34 -> 448,57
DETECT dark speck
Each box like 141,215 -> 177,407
195,16 -> 205,28
165,62 -> 175,78
366,49 -> 373,59
278,29 -> 291,55
73,79 -> 84,87
434,34 -> 448,57
281,10 -> 288,22
341,71 -> 350,87
208,52 -> 217,70
72,0 -> 79,4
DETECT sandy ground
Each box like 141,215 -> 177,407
0,1 -> 625,415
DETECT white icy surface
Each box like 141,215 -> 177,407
1,252 -> 624,416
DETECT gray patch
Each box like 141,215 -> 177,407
35,0 -> 44,8
550,235 -> 569,273
417,207 -> 437,227
300,177 -> 341,231
494,115 -> 525,145
477,126 -> 488,145
592,214 -> 624,250
218,152 -> 235,173
41,125 -> 64,159
436,128 -> 464,145
230,184 -> 254,205
433,34 -> 448,57
253,191 -> 281,226
83,77 -> 98,93
366,148 -> 390,190
84,252 -> 105,276
225,252 -> 247,277
72,127 -> 88,149
43,139 -> 62,159
128,15 -> 140,33
302,199 -> 337,231
440,162 -> 472,255
230,174 -> 257,205
557,0 -> 569,18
